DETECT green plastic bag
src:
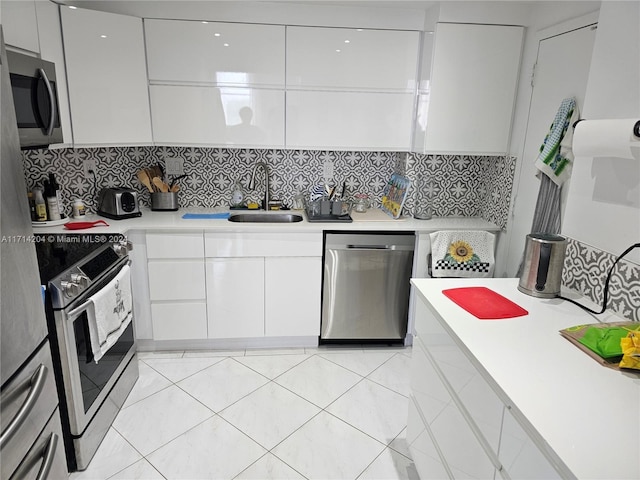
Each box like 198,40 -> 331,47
577,326 -> 632,359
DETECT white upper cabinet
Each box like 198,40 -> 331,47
286,26 -> 419,92
286,90 -> 414,150
145,19 -> 285,87
60,6 -> 152,145
150,85 -> 285,147
144,19 -> 285,147
2,0 -> 40,53
285,26 -> 419,150
419,23 -> 524,155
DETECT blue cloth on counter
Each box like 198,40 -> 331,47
182,213 -> 230,220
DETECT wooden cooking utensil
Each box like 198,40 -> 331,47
137,170 -> 154,192
170,184 -> 179,193
152,176 -> 169,193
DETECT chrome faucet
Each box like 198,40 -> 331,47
248,161 -> 270,210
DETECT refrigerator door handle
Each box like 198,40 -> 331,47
0,364 -> 48,448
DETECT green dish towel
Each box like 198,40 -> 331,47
534,97 -> 579,186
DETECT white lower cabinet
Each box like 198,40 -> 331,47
206,257 -> 265,339
146,232 -> 207,341
499,408 -> 563,480
411,337 -> 497,479
151,303 -> 207,341
265,257 -> 321,337
409,291 -> 565,479
406,396 -> 450,480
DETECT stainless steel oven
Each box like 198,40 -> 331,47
38,235 -> 138,471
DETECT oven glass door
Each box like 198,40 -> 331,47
58,261 -> 135,434
72,311 -> 134,414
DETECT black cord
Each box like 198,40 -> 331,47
558,242 -> 640,314
89,169 -> 98,212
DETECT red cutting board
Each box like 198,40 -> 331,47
442,287 -> 528,319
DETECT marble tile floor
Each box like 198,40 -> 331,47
70,346 -> 419,480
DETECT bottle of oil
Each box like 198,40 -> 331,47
33,188 -> 47,222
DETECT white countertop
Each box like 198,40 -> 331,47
31,208 -> 500,235
411,278 -> 640,480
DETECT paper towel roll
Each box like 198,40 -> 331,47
573,118 -> 640,160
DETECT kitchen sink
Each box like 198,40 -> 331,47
228,213 -> 304,223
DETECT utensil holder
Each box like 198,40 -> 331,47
151,192 -> 179,211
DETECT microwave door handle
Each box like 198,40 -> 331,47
37,68 -> 57,136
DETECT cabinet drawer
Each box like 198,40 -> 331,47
146,232 -> 204,259
499,407 -> 563,480
407,395 -> 450,480
148,261 -> 206,300
205,232 -> 321,257
415,297 -> 504,454
151,302 -> 207,340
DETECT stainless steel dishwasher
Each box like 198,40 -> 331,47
321,232 -> 415,342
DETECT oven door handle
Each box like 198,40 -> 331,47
66,299 -> 93,321
0,364 -> 48,449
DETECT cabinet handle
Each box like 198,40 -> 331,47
0,364 -> 48,448
37,68 -> 57,136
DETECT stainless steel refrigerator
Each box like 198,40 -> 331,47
0,30 -> 68,479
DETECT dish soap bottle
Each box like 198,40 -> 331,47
230,179 -> 245,208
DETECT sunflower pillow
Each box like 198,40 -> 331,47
429,231 -> 496,278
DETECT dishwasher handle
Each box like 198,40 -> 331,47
347,244 -> 393,250
343,244 -> 414,252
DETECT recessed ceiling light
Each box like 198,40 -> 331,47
100,35 -> 107,38
223,43 -> 229,47
336,49 -> 341,53
214,33 -> 221,37
68,5 -> 77,9
344,40 -> 350,44
356,29 -> 363,32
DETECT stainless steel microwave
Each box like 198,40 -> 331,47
7,50 -> 63,149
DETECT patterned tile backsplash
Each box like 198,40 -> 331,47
22,146 -> 638,320
564,237 -> 639,322
21,146 -> 517,229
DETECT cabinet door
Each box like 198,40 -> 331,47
206,258 -> 264,339
145,20 -> 285,87
424,23 -> 523,154
61,7 -> 152,145
286,26 -> 418,92
265,257 -> 321,337
2,0 -> 40,52
151,302 -> 208,340
148,261 -> 206,301
150,85 -> 285,147
286,90 -> 414,150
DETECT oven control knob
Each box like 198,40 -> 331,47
61,281 -> 80,298
70,273 -> 90,287
114,240 -> 132,257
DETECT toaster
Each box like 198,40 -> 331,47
97,188 -> 142,220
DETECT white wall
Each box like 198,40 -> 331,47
562,1 -> 640,264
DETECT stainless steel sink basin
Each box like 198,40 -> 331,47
228,213 -> 304,223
